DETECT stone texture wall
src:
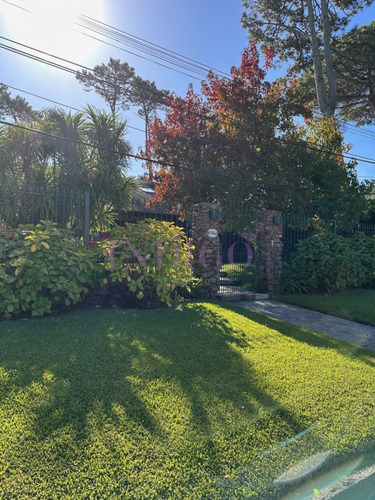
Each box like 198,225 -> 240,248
191,203 -> 221,298
256,210 -> 283,294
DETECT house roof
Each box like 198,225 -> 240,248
130,180 -> 162,213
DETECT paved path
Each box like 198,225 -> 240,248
233,300 -> 375,351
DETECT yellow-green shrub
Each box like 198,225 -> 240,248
99,220 -> 193,307
0,221 -> 98,318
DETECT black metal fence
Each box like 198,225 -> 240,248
282,215 -> 375,261
0,188 -> 191,245
0,188 -> 86,235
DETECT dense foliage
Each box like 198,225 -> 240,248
0,101 -> 135,231
334,21 -> 375,124
282,232 -> 375,294
242,0 -> 374,116
0,221 -> 97,318
0,219 -> 194,318
146,45 -> 371,220
99,219 -> 193,307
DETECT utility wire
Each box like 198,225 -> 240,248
0,119 -> 373,195
1,15 -> 375,166
0,0 -> 30,11
4,84 -> 81,112
3,37 -> 375,160
2,2 -> 375,146
76,14 -> 231,80
0,37 -> 181,105
79,32 -> 202,82
2,83 -> 146,133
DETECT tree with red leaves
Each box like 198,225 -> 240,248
145,44 -> 370,220
145,44 -> 299,212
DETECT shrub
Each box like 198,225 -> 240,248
0,221 -> 98,318
281,233 -> 363,294
99,220 -> 193,307
350,232 -> 375,287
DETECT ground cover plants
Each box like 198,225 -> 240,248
0,219 -> 193,319
0,302 -> 374,498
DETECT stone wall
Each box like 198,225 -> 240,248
190,205 -> 283,296
191,203 -> 221,298
256,210 -> 283,294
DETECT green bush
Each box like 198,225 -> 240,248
99,220 -> 193,307
281,233 -> 363,294
350,232 -> 375,287
0,221 -> 98,318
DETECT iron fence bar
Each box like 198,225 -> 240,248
84,190 -> 90,248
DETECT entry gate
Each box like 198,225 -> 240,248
220,202 -> 260,293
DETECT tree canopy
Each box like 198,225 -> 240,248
334,21 -> 375,124
76,59 -> 169,145
0,84 -> 39,122
242,0 -> 374,115
0,95 -> 135,230
145,44 -> 371,220
76,58 -> 135,117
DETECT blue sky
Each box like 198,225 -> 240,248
1,0 -> 375,180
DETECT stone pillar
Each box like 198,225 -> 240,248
256,210 -> 283,294
191,203 -> 221,298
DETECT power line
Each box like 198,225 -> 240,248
0,36 -> 183,108
79,32 -> 202,82
0,35 -> 91,72
0,119 -> 373,196
0,118 -> 177,166
76,14 -> 231,80
7,77 -> 375,168
1,12 -> 375,169
2,40 -> 375,169
0,0 -> 30,12
2,0 -> 233,84
2,83 -> 146,133
4,84 -> 81,112
276,135 -> 375,166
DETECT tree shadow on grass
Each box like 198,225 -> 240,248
0,305 -> 318,495
217,301 -> 375,367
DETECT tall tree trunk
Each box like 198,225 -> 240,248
321,0 -> 337,114
145,115 -> 149,145
306,0 -> 329,114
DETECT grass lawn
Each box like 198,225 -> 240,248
274,288 -> 375,326
222,263 -> 257,291
0,302 -> 374,498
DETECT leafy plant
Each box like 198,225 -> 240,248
99,219 -> 193,307
0,221 -> 99,318
281,233 -> 363,294
350,231 -> 375,287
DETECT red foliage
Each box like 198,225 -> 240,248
144,43 -> 293,211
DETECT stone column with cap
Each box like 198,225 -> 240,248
256,210 -> 283,294
191,202 -> 221,298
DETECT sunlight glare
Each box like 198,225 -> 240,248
6,0 -> 105,62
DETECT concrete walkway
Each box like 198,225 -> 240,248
233,299 -> 375,351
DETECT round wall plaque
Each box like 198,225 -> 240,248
207,228 -> 218,238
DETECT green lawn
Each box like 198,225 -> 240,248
274,288 -> 375,326
0,302 -> 374,498
222,263 -> 257,290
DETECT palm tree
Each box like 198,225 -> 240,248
83,105 -> 136,229
41,108 -> 86,191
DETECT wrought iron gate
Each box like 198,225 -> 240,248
219,201 -> 260,294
